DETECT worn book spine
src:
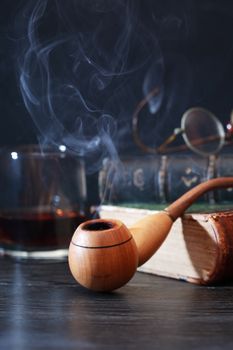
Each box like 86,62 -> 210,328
176,211 -> 233,284
208,211 -> 233,283
99,154 -> 233,204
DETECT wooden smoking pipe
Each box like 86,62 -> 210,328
68,177 -> 233,292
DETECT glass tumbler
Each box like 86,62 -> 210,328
0,145 -> 88,259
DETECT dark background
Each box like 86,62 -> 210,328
0,0 -> 233,204
1,1 -> 233,148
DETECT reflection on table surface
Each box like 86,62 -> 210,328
1,258 -> 233,350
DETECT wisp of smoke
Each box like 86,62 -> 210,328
17,0 -> 158,174
16,0 -> 192,202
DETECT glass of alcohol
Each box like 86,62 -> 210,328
0,145 -> 88,259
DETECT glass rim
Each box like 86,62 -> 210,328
181,107 -> 226,156
0,144 -> 81,159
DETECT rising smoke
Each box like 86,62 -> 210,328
15,0 -> 196,205
17,0 -> 168,172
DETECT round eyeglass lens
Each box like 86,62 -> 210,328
181,107 -> 225,155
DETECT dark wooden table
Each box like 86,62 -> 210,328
1,258 -> 233,350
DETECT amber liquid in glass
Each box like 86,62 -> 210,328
0,209 -> 87,250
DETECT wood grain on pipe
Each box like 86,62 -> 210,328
68,177 -> 233,292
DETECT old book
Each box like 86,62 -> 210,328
99,204 -> 233,284
99,153 -> 233,204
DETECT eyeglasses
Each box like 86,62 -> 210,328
132,88 -> 233,156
